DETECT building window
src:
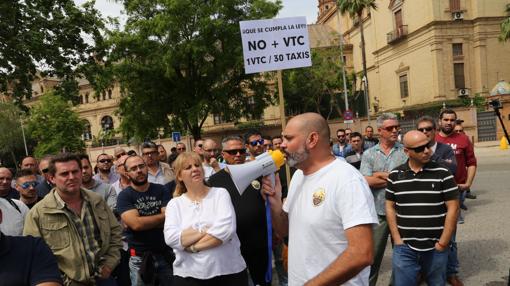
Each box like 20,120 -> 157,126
394,9 -> 403,31
213,114 -> 226,125
79,95 -> 84,104
85,93 -> 89,103
399,74 -> 409,98
450,0 -> 461,11
102,91 -> 106,101
108,89 -> 112,99
452,43 -> 463,57
101,116 -> 114,132
83,121 -> 92,140
454,63 -> 465,88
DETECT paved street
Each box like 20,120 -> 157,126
378,145 -> 510,286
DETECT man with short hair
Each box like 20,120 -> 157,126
264,112 -> 378,285
176,142 -> 186,154
272,136 -> 283,151
112,155 -> 131,196
386,130 -> 459,285
0,209 -> 63,286
157,145 -> 167,163
114,147 -> 127,162
20,156 -> 45,183
208,135 -> 271,286
201,138 -> 223,180
364,126 -> 379,150
345,127 -> 353,141
193,139 -> 204,156
245,129 -> 265,160
94,153 -> 119,184
36,155 -> 53,198
360,113 -> 408,286
263,136 -> 272,151
332,129 -> 351,158
24,153 -> 122,285
80,154 -> 117,211
14,169 -> 41,209
117,155 -> 173,286
141,141 -> 175,185
344,132 -> 364,169
0,167 -> 29,236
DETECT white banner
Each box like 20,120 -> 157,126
240,17 -> 312,74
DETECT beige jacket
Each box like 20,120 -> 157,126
24,189 -> 122,285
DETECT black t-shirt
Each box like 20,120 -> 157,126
207,169 -> 270,286
0,233 -> 62,285
117,183 -> 170,253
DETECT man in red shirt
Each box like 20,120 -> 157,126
435,109 -> 477,286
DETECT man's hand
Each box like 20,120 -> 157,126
209,158 -> 220,170
261,174 -> 282,205
99,265 -> 112,279
457,183 -> 470,191
434,242 -> 448,252
373,172 -> 389,180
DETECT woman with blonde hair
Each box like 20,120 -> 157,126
164,152 -> 248,286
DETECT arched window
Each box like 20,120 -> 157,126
85,93 -> 89,103
83,120 -> 92,140
101,116 -> 114,132
108,89 -> 112,99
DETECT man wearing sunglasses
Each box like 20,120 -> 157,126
80,155 -> 117,211
417,116 -> 457,175
386,130 -> 459,286
208,135 -> 271,286
36,155 -> 54,198
360,112 -> 408,286
93,153 -> 119,184
14,169 -> 41,209
245,129 -> 265,161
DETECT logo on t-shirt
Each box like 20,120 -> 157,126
250,180 -> 261,190
312,188 -> 326,207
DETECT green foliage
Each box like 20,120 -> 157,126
101,0 -> 282,141
26,92 -> 85,157
0,102 -> 29,167
0,0 -> 106,102
500,4 -> 510,41
282,48 -> 346,119
337,0 -> 377,18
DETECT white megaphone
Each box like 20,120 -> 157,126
227,150 -> 285,195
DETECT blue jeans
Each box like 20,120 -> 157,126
392,244 -> 449,286
447,231 -> 459,277
369,215 -> 390,286
129,254 -> 173,286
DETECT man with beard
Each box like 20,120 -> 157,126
14,169 -> 41,209
263,112 -> 378,285
117,155 -> 173,286
245,129 -> 265,161
142,141 -> 175,185
332,129 -> 351,158
35,155 -> 54,198
94,153 -> 119,184
207,135 -> 271,286
360,113 -> 408,286
363,126 -> 379,150
435,109 -> 477,286
80,154 -> 117,211
201,138 -> 223,181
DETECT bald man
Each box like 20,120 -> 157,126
263,112 -> 378,286
385,131 -> 459,286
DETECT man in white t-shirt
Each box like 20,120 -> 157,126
263,112 -> 378,286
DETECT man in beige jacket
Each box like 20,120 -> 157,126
24,153 -> 122,285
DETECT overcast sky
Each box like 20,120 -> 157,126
75,0 -> 319,25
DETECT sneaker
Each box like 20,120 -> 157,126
460,204 -> 468,211
447,275 -> 464,286
458,215 -> 465,224
466,193 -> 477,199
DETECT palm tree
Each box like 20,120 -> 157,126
337,0 -> 377,119
500,4 -> 510,41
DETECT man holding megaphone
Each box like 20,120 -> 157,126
263,113 -> 379,286
207,134 -> 274,286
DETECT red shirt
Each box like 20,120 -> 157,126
435,132 -> 477,184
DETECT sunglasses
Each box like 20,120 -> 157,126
418,127 -> 434,133
223,148 -> 247,155
197,144 -> 203,148
41,168 -> 49,174
408,141 -> 433,153
383,125 -> 400,132
249,139 -> 265,146
337,134 -> 346,138
98,159 -> 112,163
116,153 -> 127,159
19,181 -> 38,189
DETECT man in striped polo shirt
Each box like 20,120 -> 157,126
386,130 -> 459,286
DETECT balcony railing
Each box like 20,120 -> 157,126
387,25 -> 408,44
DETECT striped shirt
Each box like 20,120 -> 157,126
55,191 -> 102,275
385,161 -> 458,251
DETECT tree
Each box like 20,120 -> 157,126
500,4 -> 510,41
0,102 -> 28,167
102,0 -> 282,140
337,0 -> 377,116
283,48 -> 347,120
26,92 -> 85,157
0,0 -> 106,102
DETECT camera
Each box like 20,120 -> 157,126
489,98 -> 503,110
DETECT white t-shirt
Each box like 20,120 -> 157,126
164,187 -> 246,279
0,198 -> 29,236
283,159 -> 378,286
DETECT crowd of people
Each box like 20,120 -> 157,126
0,109 -> 477,286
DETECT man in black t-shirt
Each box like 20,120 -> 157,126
0,209 -> 62,286
117,155 -> 172,286
208,135 -> 271,286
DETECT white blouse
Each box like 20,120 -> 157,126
164,187 -> 246,279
